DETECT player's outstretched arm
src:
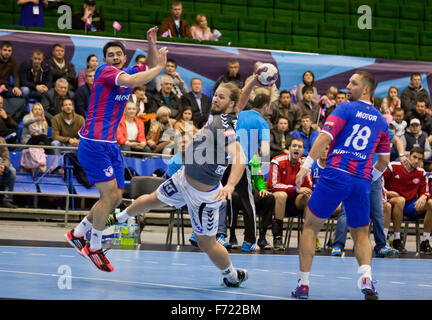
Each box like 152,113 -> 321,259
117,47 -> 167,88
145,26 -> 159,68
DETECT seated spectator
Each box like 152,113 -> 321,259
190,14 -> 219,41
174,105 -> 198,137
270,116 -> 292,160
212,59 -> 244,94
181,77 -> 211,129
268,90 -> 302,130
46,43 -> 77,91
50,99 -> 85,156
159,1 -> 192,39
135,54 -> 146,66
383,147 -> 432,254
17,0 -> 48,28
291,114 -> 319,157
400,118 -> 432,160
0,96 -> 18,144
41,78 -> 75,123
21,102 -> 50,149
155,59 -> 188,99
146,106 -> 176,154
0,136 -> 17,208
380,86 -> 401,122
401,73 -> 431,114
117,102 -> 151,154
245,62 -> 279,107
297,85 -> 321,130
149,75 -> 182,119
266,138 -> 312,250
72,0 -> 105,32
318,86 -> 337,123
77,54 -> 98,88
296,70 -> 319,104
74,69 -> 94,117
325,91 -> 347,119
167,132 -> 190,178
405,97 -> 432,138
391,107 -> 407,138
130,85 -> 152,118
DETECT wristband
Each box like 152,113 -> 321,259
372,167 -> 382,182
399,153 -> 406,158
301,156 -> 314,170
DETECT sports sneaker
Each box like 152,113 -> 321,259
331,247 -> 342,256
189,233 -> 198,247
375,245 -> 398,258
217,234 -> 232,249
82,243 -> 114,272
315,239 -> 321,252
64,229 -> 86,257
273,236 -> 285,251
420,240 -> 432,254
229,234 -> 238,247
291,281 -> 309,299
392,239 -> 407,253
360,277 -> 379,300
257,237 -> 272,250
241,241 -> 260,253
222,268 -> 248,287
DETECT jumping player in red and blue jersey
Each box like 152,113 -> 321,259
65,27 -> 168,272
293,71 -> 390,300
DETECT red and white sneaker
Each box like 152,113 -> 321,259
64,229 -> 86,257
82,243 -> 114,272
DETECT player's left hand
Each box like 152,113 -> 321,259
296,167 -> 309,190
414,196 -> 427,211
214,184 -> 234,201
147,26 -> 158,44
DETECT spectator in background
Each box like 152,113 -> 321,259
270,116 -> 292,160
117,102 -> 151,154
155,59 -> 188,99
0,41 -> 26,123
400,118 -> 432,160
72,0 -> 105,32
47,43 -> 77,91
146,106 -> 176,154
181,77 -> 211,129
135,54 -> 146,66
391,107 -> 407,138
291,114 -> 319,157
246,62 -> 279,107
159,1 -> 192,39
19,49 -> 52,102
50,98 -> 84,156
17,0 -> 48,28
381,86 -> 401,121
174,106 -> 198,137
0,96 -> 18,144
77,54 -> 98,88
297,85 -> 321,130
401,73 -> 431,114
212,59 -> 244,94
296,70 -> 319,104
268,90 -> 302,130
21,102 -> 50,148
130,85 -> 151,116
149,75 -> 182,119
74,69 -> 94,118
318,86 -> 337,123
0,136 -> 17,208
325,90 -> 347,119
190,14 -> 217,41
404,97 -> 432,139
42,78 -> 75,123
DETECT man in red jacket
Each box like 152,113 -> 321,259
383,146 -> 432,254
267,137 -> 312,250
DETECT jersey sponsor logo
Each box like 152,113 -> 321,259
355,111 -> 378,122
162,179 -> 178,197
332,148 -> 367,160
114,93 -> 130,102
104,166 -> 114,177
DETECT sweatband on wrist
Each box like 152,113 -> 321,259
372,167 -> 382,182
301,156 -> 314,170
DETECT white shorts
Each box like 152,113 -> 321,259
156,167 -> 222,236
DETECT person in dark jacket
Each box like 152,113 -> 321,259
401,73 -> 431,114
148,75 -> 182,119
212,59 -> 244,95
158,1 -> 192,39
41,78 -> 75,124
181,77 -> 211,129
46,43 -> 77,91
74,69 -> 94,118
0,96 -> 18,144
400,118 -> 432,160
404,97 -> 432,136
72,0 -> 105,32
19,49 -> 53,101
291,114 -> 319,157
270,115 -> 292,160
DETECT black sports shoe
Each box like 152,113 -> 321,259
222,269 -> 248,287
82,243 -> 114,272
392,239 -> 407,253
420,240 -> 432,254
64,229 -> 86,257
273,236 -> 285,251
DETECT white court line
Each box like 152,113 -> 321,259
0,269 -> 294,300
336,277 -> 352,280
29,253 -> 47,256
310,274 -> 325,278
117,259 -> 131,262
1,251 -> 16,254
417,284 -> 432,288
391,282 -> 406,285
252,269 -> 269,272
142,261 -> 158,264
172,263 -> 187,266
59,255 -> 76,258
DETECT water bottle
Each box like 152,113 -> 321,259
129,223 -> 136,247
120,223 -> 129,247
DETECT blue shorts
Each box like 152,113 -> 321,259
308,168 -> 371,228
403,199 -> 417,218
77,138 -> 125,189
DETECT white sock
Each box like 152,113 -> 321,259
423,233 -> 430,242
221,264 -> 238,283
394,232 -> 401,240
358,265 -> 372,280
89,228 -> 103,251
299,271 -> 310,286
116,209 -> 131,224
384,228 -> 389,239
74,217 -> 92,237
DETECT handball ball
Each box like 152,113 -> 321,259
256,63 -> 278,86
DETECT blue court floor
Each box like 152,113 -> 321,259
1,245 -> 432,300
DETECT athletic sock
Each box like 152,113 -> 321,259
221,263 -> 238,283
89,228 -> 103,251
394,232 -> 401,240
299,272 -> 310,286
358,264 -> 372,280
383,228 -> 389,239
74,217 -> 93,237
423,232 -> 430,242
116,209 -> 131,224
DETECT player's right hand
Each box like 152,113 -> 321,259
157,47 -> 168,69
295,167 -> 309,190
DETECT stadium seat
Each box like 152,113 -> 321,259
369,42 -> 395,59
195,3 -> 221,15
212,15 -> 239,31
425,7 -> 432,22
247,6 -> 274,19
275,9 -> 299,22
324,12 -> 351,27
375,3 -> 399,19
0,13 -> 14,27
219,29 -> 239,42
143,0 -> 169,11
221,0 -> 247,4
421,32 -> 432,46
400,4 -> 425,21
319,23 -> 343,39
247,0 -> 272,8
299,0 -> 324,13
129,9 -> 157,24
176,1 -> 194,12
113,0 -> 140,8
274,0 -> 299,10
265,33 -> 291,49
318,37 -> 344,54
349,0 -> 376,15
299,11 -> 325,24
291,35 -> 319,53
238,31 -> 265,46
394,43 -> 419,61
129,22 -> 155,36
239,17 -> 266,33
342,39 -> 370,57
0,0 -> 13,13
399,19 -> 423,32
292,21 -> 318,37
420,46 -> 432,61
324,0 -> 350,14
266,19 -> 292,35
374,17 -> 398,30
343,25 -> 369,41
221,4 -> 247,16
395,30 -> 419,45
369,27 -> 394,43
102,6 -> 129,21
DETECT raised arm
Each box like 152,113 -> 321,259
145,26 -> 159,69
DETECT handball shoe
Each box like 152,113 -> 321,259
361,277 -> 379,300
222,269 -> 248,288
82,243 -> 114,272
241,241 -> 260,253
64,229 -> 86,257
291,281 -> 309,299
217,234 -> 232,249
420,240 -> 432,255
331,247 -> 342,256
375,245 -> 398,258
